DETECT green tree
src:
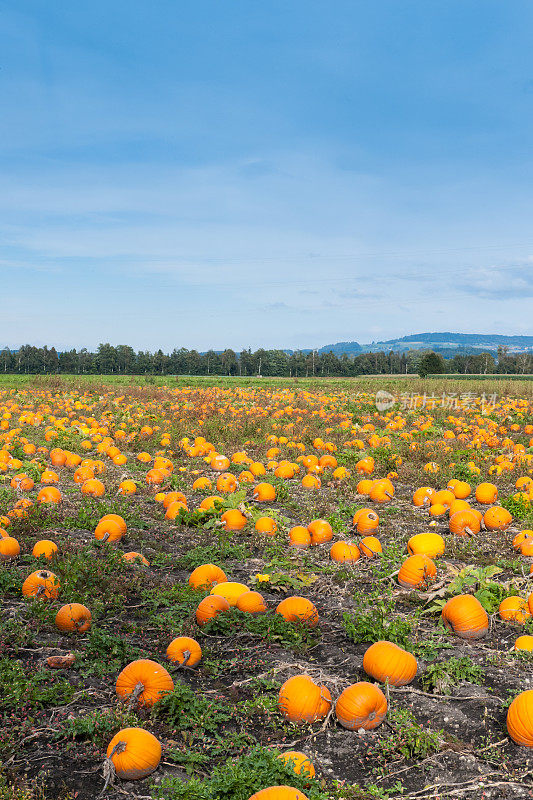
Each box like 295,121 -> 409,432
419,351 -> 446,378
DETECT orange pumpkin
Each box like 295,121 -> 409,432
55,603 -> 92,633
362,641 -> 417,686
499,596 -> 530,624
353,509 -> 379,534
196,595 -> 230,626
166,636 -> 202,666
507,690 -> 533,746
335,682 -> 387,730
359,536 -> 382,558
398,555 -> 436,590
441,595 -> 488,639
289,526 -> 311,548
330,541 -> 360,563
189,563 -> 227,589
253,483 -> 276,502
32,540 -> 58,559
307,519 -> 333,545
449,510 -> 481,536
106,728 -> 161,780
236,590 -> 267,614
276,596 -> 319,628
116,659 -> 174,707
221,509 -> 247,531
22,570 -> 59,600
278,674 -> 331,723
483,506 -> 512,532
475,482 -> 498,504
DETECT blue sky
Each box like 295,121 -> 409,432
2,1 -> 533,351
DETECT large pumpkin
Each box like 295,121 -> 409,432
507,690 -> 533,746
278,674 -> 331,723
210,581 -> 249,606
441,595 -> 488,639
189,563 -> 227,590
362,641 -> 417,687
248,788 -> 309,800
335,682 -> 387,730
398,554 -> 436,589
407,532 -> 445,558
116,659 -> 174,707
106,728 -> 161,779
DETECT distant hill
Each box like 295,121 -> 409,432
317,341 -> 362,355
317,332 -> 533,357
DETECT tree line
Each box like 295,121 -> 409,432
1,344 -> 531,376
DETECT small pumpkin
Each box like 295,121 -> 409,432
289,526 -> 311,548
307,519 -> 333,545
94,516 -> 125,543
32,540 -> 58,559
369,478 -> 395,504
449,510 -> 481,537
353,509 -> 379,534
248,788 -> 309,800
122,552 -> 150,566
412,487 -> 435,507
499,597 -> 530,624
330,541 -> 360,563
253,483 -> 276,502
236,590 -> 267,614
255,517 -> 278,535
196,595 -> 230,626
514,635 -> 533,652
359,536 -> 382,558
221,509 -> 247,531
81,478 -> 105,497
475,482 -> 498,504
483,506 -> 512,532
276,596 -> 318,628
22,570 -> 60,600
0,536 -> 20,560
37,486 -> 62,504
277,751 -> 315,778
166,636 -> 202,666
55,603 -> 92,633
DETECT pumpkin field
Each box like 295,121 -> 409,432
2,375 -> 533,800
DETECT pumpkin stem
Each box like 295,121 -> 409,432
127,681 -> 145,709
100,741 -> 126,797
35,585 -> 45,597
181,650 -> 191,667
101,532 -> 110,543
465,527 -> 473,537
